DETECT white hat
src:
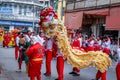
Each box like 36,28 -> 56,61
31,36 -> 38,44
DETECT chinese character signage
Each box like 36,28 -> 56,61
0,7 -> 13,14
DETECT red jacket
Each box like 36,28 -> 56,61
26,42 -> 44,60
72,39 -> 80,48
26,42 -> 44,77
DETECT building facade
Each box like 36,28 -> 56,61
0,0 -> 43,32
65,0 -> 120,42
38,0 -> 50,8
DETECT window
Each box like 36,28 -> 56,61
19,5 -> 22,15
24,5 -> 27,16
0,4 -> 2,7
29,6 -> 32,12
2,4 -> 6,7
45,1 -> 49,7
4,4 -> 7,7
39,1 -> 43,4
53,0 -> 58,11
14,4 -> 17,8
9,4 -> 12,8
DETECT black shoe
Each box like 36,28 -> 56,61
55,78 -> 58,80
44,73 -> 51,76
72,73 -> 80,76
69,71 -> 76,74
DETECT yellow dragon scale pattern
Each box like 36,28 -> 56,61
53,24 -> 112,73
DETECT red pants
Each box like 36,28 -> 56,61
30,75 -> 41,80
45,50 -> 52,75
73,67 -> 80,73
57,56 -> 64,80
28,60 -> 42,80
15,46 -> 19,59
52,51 -> 57,58
52,43 -> 57,58
18,60 -> 22,70
116,63 -> 120,80
3,41 -> 9,47
96,70 -> 106,80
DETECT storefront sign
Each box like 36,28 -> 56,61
0,7 -> 13,14
0,20 -> 33,27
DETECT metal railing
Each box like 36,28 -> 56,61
0,0 -> 43,7
66,0 -> 120,12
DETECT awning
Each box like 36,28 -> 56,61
106,7 -> 120,30
84,9 -> 109,16
65,11 -> 83,29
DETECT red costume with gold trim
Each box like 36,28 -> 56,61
26,42 -> 44,80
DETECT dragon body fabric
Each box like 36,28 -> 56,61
39,7 -> 112,73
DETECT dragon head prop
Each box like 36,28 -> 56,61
39,7 -> 65,37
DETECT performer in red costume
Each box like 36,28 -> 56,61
69,36 -> 81,76
116,45 -> 120,80
3,31 -> 7,47
94,36 -> 102,51
26,36 -> 44,80
87,36 -> 95,51
102,36 -> 111,55
78,33 -> 83,48
44,36 -> 53,76
15,32 -> 21,60
55,39 -> 64,80
91,70 -> 107,80
16,37 -> 30,72
92,39 -> 109,80
12,31 -> 18,47
3,32 -> 11,48
72,36 -> 80,49
82,37 -> 88,52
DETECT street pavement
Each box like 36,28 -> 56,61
0,46 -> 117,80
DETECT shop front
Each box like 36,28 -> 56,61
0,20 -> 35,31
65,7 -> 120,40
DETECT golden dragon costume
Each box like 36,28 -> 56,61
39,7 -> 112,73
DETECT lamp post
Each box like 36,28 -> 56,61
32,1 -> 35,32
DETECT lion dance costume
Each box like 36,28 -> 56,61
39,7 -> 112,74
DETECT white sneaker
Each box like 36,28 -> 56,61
16,69 -> 21,72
